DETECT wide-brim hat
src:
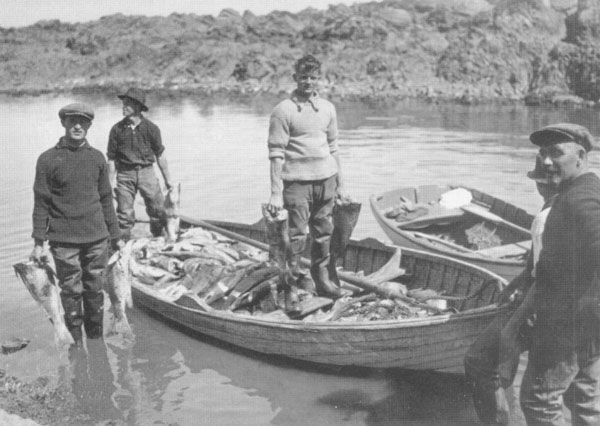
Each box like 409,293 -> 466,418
527,153 -> 549,183
530,122 -> 594,152
118,87 -> 148,111
58,102 -> 94,121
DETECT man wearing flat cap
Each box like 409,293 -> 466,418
107,87 -> 172,240
511,123 -> 600,425
31,103 -> 120,343
464,153 -> 558,425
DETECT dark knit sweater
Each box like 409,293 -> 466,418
535,172 -> 600,349
32,138 -> 120,243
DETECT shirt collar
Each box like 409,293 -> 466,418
122,115 -> 145,128
56,137 -> 89,150
290,90 -> 320,112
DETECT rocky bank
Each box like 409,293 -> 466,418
2,0 -> 600,105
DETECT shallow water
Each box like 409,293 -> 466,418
1,94 -> 598,425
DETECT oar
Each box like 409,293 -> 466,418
460,203 -> 530,238
180,216 -> 408,297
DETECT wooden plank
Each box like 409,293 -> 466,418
461,203 -> 530,238
476,240 -> 531,258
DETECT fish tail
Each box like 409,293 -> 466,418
114,315 -> 134,338
126,293 -> 133,309
54,324 -> 75,347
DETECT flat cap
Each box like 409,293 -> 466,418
58,103 -> 94,121
529,122 -> 594,152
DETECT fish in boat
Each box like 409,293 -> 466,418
128,217 -> 509,373
105,240 -> 134,337
13,261 -> 74,346
370,184 -> 534,280
328,201 -> 362,286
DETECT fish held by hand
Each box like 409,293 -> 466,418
105,240 -> 134,338
13,261 -> 74,347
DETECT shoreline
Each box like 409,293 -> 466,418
0,82 -> 597,110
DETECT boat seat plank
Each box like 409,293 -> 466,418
476,240 -> 531,258
461,203 -> 530,238
397,204 -> 465,230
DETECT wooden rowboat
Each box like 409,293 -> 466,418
370,185 -> 535,281
131,215 -> 508,374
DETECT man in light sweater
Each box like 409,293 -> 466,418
266,54 -> 350,313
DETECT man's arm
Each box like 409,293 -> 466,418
266,110 -> 288,215
31,156 -> 50,262
156,154 -> 172,190
267,158 -> 283,215
107,160 -> 117,189
332,152 -> 350,202
99,159 -> 121,241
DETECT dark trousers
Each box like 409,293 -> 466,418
115,166 -> 164,237
520,330 -> 600,426
464,305 -> 531,424
50,239 -> 108,338
283,175 -> 337,272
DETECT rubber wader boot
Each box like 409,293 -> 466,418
83,291 -> 104,339
283,253 -> 302,315
470,381 -> 510,425
62,294 -> 83,344
311,259 -> 350,299
328,201 -> 362,286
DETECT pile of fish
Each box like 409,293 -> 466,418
126,227 -> 449,322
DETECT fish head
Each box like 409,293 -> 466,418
13,261 -> 55,293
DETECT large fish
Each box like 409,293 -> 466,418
13,261 -> 74,346
328,201 -> 362,286
105,241 -> 134,338
163,182 -> 181,242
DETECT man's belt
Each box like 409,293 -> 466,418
117,162 -> 153,171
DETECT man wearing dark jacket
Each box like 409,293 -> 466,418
516,123 -> 600,425
31,103 -> 120,343
107,88 -> 172,240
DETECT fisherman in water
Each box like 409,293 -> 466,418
266,54 -> 351,313
107,87 -> 173,240
31,103 -> 121,344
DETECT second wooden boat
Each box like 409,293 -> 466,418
369,184 -> 535,281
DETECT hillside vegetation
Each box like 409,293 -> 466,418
1,0 -> 600,105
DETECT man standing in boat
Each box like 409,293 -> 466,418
266,54 -> 351,313
464,153 -> 558,425
31,103 -> 121,343
107,87 -> 173,240
517,123 -> 600,425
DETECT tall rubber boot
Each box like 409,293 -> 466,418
61,294 -> 83,345
83,291 -> 104,339
310,236 -> 351,299
310,258 -> 351,299
328,201 -> 362,286
283,253 -> 301,315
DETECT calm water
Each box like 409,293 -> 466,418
1,94 -> 599,425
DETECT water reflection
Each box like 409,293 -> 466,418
78,308 -> 481,426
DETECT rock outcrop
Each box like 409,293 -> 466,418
0,0 -> 599,105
